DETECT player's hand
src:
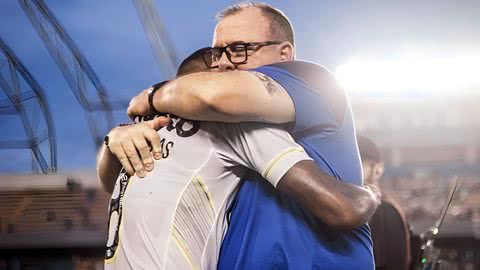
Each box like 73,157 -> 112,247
106,116 -> 170,178
127,88 -> 154,120
364,184 -> 382,202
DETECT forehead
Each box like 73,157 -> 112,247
213,8 -> 271,47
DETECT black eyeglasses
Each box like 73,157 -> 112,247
202,41 -> 282,68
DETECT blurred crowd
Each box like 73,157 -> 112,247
382,174 -> 480,230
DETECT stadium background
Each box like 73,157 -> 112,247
0,0 -> 479,269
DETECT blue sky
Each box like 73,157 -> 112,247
0,0 -> 479,173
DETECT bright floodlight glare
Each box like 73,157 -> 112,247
335,55 -> 480,95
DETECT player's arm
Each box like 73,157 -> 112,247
278,161 -> 381,229
216,124 -> 380,229
97,144 -> 122,194
127,70 -> 295,124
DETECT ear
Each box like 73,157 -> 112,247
373,162 -> 385,179
278,41 -> 295,62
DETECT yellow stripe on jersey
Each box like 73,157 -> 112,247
193,175 -> 215,211
168,174 -> 215,269
172,225 -> 199,270
263,147 -> 305,178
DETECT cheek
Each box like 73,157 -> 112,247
239,63 -> 260,70
239,55 -> 271,70
236,57 -> 260,70
256,53 -> 281,66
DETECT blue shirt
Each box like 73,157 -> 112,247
217,61 -> 374,270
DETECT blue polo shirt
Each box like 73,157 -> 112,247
217,61 -> 374,270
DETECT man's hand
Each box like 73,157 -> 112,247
278,160 -> 381,229
106,116 -> 170,177
127,88 -> 154,120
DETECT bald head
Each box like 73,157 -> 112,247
216,2 -> 295,46
213,3 -> 295,70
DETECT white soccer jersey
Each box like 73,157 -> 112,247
104,116 -> 311,270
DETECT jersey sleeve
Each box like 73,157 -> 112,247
253,61 -> 348,139
210,123 -> 312,187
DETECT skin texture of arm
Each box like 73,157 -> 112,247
277,160 -> 381,229
97,144 -> 122,194
148,70 -> 295,123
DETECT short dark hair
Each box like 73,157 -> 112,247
357,135 -> 382,163
216,2 -> 295,46
176,47 -> 211,77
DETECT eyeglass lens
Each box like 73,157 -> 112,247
204,44 -> 249,67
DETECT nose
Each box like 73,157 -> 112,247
218,51 -> 236,71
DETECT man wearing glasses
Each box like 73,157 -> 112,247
98,48 -> 379,269
123,2 -> 375,270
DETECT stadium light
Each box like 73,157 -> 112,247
335,54 -> 480,96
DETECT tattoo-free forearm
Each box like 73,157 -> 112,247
96,144 -> 122,194
277,160 -> 380,229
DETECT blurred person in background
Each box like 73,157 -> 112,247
358,135 -> 411,270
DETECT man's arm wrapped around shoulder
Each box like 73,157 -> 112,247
213,123 -> 380,229
128,70 -> 295,124
128,61 -> 346,137
278,160 -> 381,229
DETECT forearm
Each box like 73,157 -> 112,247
277,160 -> 380,229
153,71 -> 294,123
154,76 -> 244,122
96,144 -> 122,194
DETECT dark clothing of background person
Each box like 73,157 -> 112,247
370,196 -> 411,270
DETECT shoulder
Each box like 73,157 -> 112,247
268,60 -> 333,76
255,61 -> 339,91
254,61 -> 348,130
382,197 -> 408,218
372,198 -> 408,228
256,61 -> 345,101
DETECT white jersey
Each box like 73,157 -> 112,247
104,116 -> 311,270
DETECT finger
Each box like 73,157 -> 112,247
144,128 -> 162,160
132,135 -> 154,172
149,116 -> 171,131
110,144 -> 135,176
122,139 -> 146,178
365,184 -> 382,199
